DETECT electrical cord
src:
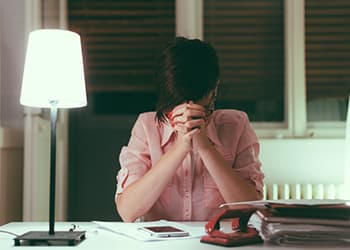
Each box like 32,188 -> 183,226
0,230 -> 19,237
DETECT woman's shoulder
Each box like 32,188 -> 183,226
134,111 -> 163,130
212,109 -> 249,125
137,111 -> 157,120
210,110 -> 258,150
135,112 -> 158,126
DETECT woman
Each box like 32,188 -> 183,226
115,37 -> 264,222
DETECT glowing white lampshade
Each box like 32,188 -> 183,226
20,29 -> 87,108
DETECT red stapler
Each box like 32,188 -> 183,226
200,205 -> 263,247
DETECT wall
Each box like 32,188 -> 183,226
0,0 -> 26,128
68,97 -> 134,221
260,138 -> 346,194
0,128 -> 23,225
0,0 -> 25,224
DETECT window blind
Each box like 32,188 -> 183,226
68,0 -> 175,93
203,0 -> 284,121
305,0 -> 350,101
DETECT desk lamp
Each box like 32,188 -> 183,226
15,29 -> 87,246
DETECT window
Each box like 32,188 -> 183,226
200,0 -> 348,137
305,0 -> 350,122
68,0 -> 348,137
204,0 -> 284,122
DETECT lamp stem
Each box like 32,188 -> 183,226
49,103 -> 58,235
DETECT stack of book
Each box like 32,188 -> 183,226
249,200 -> 350,246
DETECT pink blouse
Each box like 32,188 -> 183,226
116,109 -> 264,221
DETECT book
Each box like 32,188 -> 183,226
255,208 -> 350,227
253,220 -> 350,246
243,200 -> 350,246
265,201 -> 350,219
220,199 -> 349,208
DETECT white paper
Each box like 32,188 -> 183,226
93,220 -> 205,242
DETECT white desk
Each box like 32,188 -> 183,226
0,222 -> 348,250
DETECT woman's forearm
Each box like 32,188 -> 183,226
116,141 -> 189,222
198,145 -> 260,203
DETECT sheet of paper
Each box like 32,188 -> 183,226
93,220 -> 205,241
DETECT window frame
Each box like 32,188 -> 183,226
177,0 -> 346,139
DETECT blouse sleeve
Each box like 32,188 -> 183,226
233,114 -> 264,198
116,115 -> 151,194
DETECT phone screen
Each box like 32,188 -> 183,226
139,226 -> 189,237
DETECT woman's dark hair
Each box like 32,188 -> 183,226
155,37 -> 220,123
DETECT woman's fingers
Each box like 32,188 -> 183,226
185,118 -> 205,129
174,118 -> 205,133
170,103 -> 188,118
186,102 -> 206,111
175,124 -> 201,137
171,102 -> 205,116
171,102 -> 206,123
172,110 -> 205,123
185,127 -> 201,137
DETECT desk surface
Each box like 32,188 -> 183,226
0,222 -> 348,250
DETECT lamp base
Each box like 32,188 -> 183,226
14,231 -> 86,246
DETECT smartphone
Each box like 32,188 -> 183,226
138,226 -> 189,238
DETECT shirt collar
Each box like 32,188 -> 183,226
160,113 -> 223,147
160,120 -> 176,147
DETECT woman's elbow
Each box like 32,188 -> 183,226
118,206 -> 138,222
115,194 -> 139,222
119,212 -> 137,222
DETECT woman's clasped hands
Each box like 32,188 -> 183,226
168,101 -> 212,151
